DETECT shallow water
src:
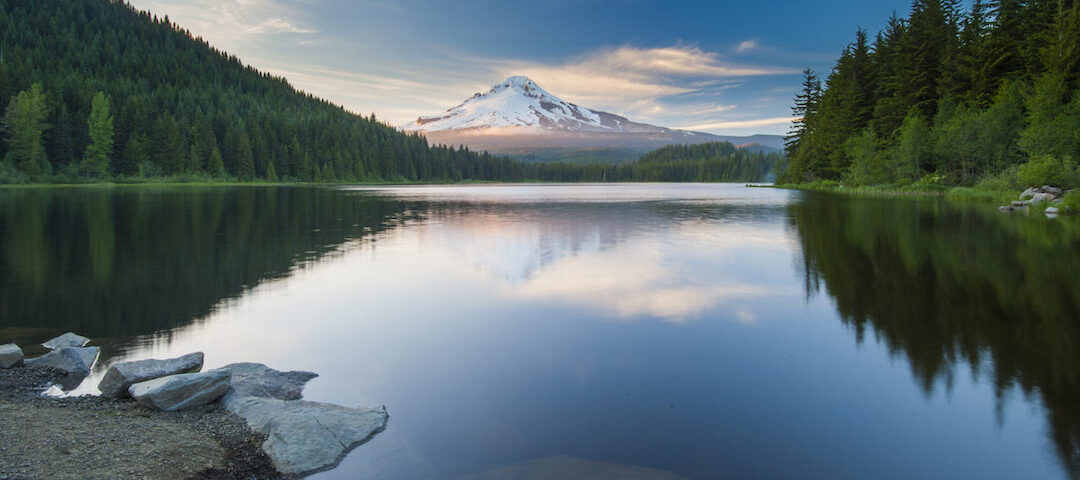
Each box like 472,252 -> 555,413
1,184 -> 1078,479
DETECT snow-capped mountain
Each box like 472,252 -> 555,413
401,76 -> 784,159
402,76 -> 688,135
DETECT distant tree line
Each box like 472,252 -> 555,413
781,0 -> 1080,190
631,142 -> 786,182
0,0 -> 785,185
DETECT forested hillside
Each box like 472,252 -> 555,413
781,0 -> 1080,190
0,0 -> 562,183
632,142 -> 785,182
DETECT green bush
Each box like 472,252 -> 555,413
1017,154 -> 1080,188
1062,190 -> 1080,212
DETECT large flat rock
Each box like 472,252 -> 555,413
214,362 -> 317,400
129,370 -> 231,412
26,347 -> 99,376
98,352 -> 204,398
42,332 -> 90,350
223,395 -> 388,476
0,343 -> 23,368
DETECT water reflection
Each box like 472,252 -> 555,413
0,185 -> 1076,479
789,194 -> 1080,477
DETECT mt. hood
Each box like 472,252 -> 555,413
401,76 -> 784,158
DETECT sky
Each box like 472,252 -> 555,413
128,0 -> 915,136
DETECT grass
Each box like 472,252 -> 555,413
769,181 -> 1022,205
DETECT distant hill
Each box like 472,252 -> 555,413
403,76 -> 785,161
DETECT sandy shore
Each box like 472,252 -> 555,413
0,366 -> 282,480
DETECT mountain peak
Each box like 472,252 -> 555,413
402,76 -> 613,132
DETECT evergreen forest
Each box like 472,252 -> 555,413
781,0 -> 1080,191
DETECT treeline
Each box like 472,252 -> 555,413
0,0 -> 579,184
781,0 -> 1080,190
633,142 -> 786,182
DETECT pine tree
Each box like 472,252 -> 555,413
1,83 -> 50,176
83,92 -> 114,178
784,69 -> 821,157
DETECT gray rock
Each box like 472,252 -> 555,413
1041,185 -> 1064,197
998,206 -> 1015,213
25,347 -> 99,376
128,369 -> 231,411
223,395 -> 388,476
41,332 -> 90,350
1020,187 -> 1040,200
1012,200 -> 1031,207
97,352 -> 204,398
0,343 -> 23,368
214,362 -> 317,400
1046,207 -> 1060,215
1030,193 -> 1057,204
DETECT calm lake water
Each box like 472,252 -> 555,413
2,183 -> 1079,479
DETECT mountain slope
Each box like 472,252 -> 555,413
402,76 -> 784,159
0,0 -> 544,183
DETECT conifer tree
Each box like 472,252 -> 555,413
83,92 -> 114,177
1,83 -> 50,175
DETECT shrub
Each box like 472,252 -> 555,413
1017,154 -> 1080,188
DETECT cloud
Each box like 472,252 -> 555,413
479,45 -> 795,123
735,40 -> 760,54
128,0 -> 316,51
676,116 -> 798,131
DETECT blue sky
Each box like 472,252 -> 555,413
130,0 -> 913,135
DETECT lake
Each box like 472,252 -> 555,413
1,183 -> 1078,479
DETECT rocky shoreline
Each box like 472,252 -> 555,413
1,333 -> 388,479
0,365 -> 280,480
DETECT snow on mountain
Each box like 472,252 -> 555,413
402,76 -> 687,135
400,76 -> 784,158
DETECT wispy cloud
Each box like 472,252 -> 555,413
130,0 -> 316,50
676,117 -> 798,131
735,40 -> 761,54
479,45 -> 795,124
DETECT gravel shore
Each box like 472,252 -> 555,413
0,365 -> 282,480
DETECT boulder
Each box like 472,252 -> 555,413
0,343 -> 23,368
1012,200 -> 1031,207
1041,185 -> 1064,197
42,332 -> 90,350
128,369 -> 231,411
1030,193 -> 1056,204
1046,207 -> 1060,215
998,206 -> 1015,213
223,395 -> 388,476
1020,187 -> 1040,200
25,347 -> 99,376
214,362 -> 317,400
97,352 -> 204,398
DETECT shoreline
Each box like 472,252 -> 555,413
0,365 -> 281,480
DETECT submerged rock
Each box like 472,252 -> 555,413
214,362 -> 317,400
223,395 -> 388,476
41,332 -> 90,350
97,352 -> 204,398
128,369 -> 231,411
26,347 -> 99,376
0,343 -> 24,368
